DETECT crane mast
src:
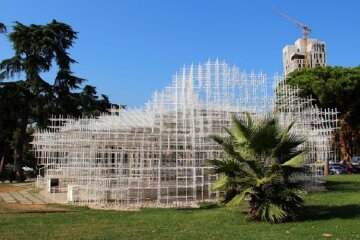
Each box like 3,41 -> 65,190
273,8 -> 311,68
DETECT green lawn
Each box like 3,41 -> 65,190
1,175 -> 360,240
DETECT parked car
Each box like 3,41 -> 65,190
22,166 -> 34,172
4,164 -> 15,171
352,156 -> 360,166
352,167 -> 360,174
329,165 -> 347,175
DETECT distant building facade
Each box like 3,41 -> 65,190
283,38 -> 326,76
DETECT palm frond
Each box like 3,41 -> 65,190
226,187 -> 255,207
284,188 -> 305,205
245,112 -> 253,129
231,115 -> 249,144
255,174 -> 278,187
287,149 -> 306,160
280,120 -> 295,141
256,201 -> 288,223
205,159 -> 245,178
223,126 -> 234,138
211,175 -> 231,192
267,203 -> 288,223
281,154 -> 304,169
273,137 -> 306,163
233,176 -> 257,185
209,134 -> 226,145
209,134 -> 241,159
248,123 -> 278,155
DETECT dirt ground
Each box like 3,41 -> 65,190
0,202 -> 68,213
0,184 -> 25,193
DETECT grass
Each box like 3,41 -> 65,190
0,175 -> 360,240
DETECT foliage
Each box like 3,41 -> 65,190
287,66 -> 360,160
79,85 -> 113,117
0,169 -> 16,183
0,21 -> 113,181
207,114 -> 306,223
287,66 -> 360,123
0,22 -> 6,33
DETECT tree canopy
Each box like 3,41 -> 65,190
0,23 -> 6,33
287,66 -> 360,123
287,66 -> 360,160
0,20 -> 115,181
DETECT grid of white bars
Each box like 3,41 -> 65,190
32,59 -> 338,208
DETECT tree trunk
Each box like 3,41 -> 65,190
339,121 -> 359,162
14,106 -> 29,182
14,150 -> 25,182
0,155 -> 4,179
324,160 -> 329,176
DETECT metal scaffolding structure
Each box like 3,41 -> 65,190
32,59 -> 338,209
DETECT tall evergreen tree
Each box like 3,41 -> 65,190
0,20 -> 118,181
79,85 -> 112,117
0,22 -> 6,33
0,20 -> 83,180
0,82 -> 23,177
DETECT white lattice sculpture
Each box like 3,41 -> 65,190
32,60 -> 338,208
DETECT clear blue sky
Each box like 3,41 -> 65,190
1,0 -> 359,107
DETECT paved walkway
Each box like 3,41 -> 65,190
0,192 -> 17,203
0,184 -> 46,204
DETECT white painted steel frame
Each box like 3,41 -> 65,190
32,60 -> 338,208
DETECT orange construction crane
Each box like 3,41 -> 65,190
273,8 -> 311,68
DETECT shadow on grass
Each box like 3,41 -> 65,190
0,209 -> 76,214
198,202 -> 220,209
325,180 -> 360,192
11,210 -> 72,214
304,178 -> 360,220
175,202 -> 220,211
303,204 -> 360,220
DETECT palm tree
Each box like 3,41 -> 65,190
207,113 -> 306,223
